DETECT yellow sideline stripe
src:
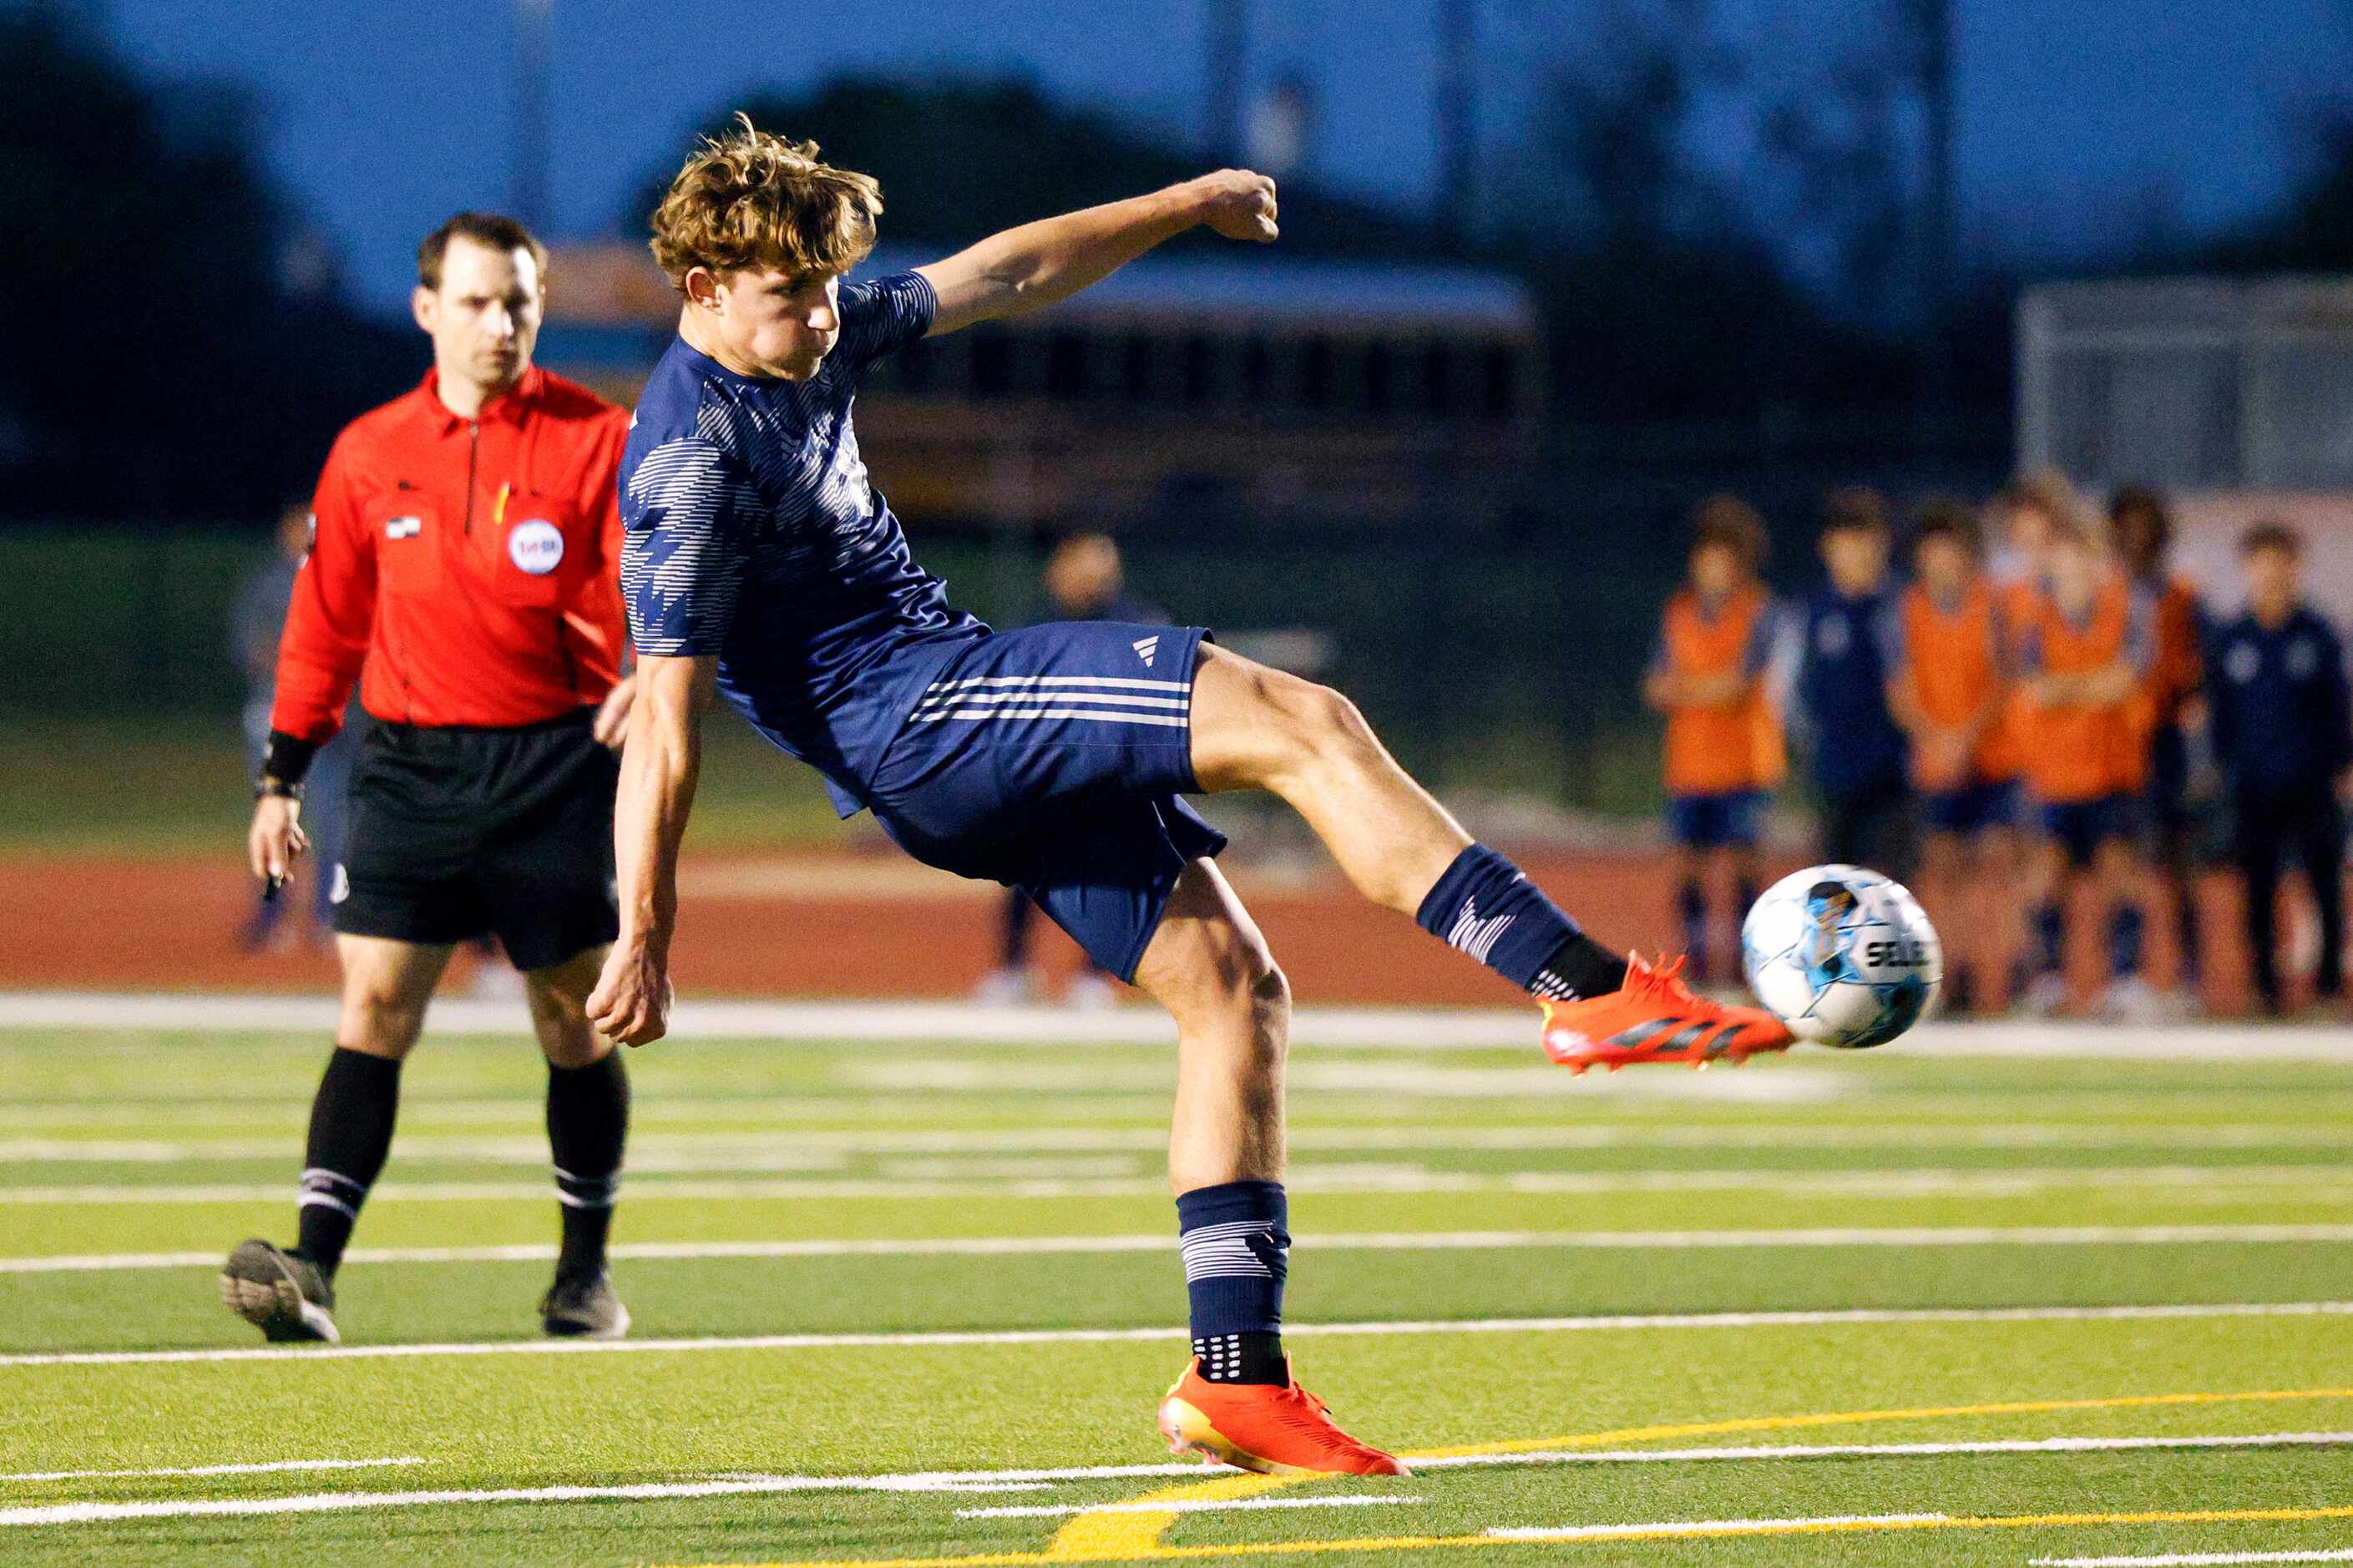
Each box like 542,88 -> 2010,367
1044,1473 -> 1293,1560
1410,1385 -> 2353,1460
659,1505 -> 2353,1567
1047,1385 -> 2353,1560
650,1387 -> 2353,1568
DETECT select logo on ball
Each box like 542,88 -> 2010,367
508,519 -> 564,575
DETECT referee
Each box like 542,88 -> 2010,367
224,214 -> 637,1343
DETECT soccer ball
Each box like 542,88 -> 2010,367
1740,864 -> 1941,1049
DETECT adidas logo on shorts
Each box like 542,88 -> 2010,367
1133,635 -> 1159,668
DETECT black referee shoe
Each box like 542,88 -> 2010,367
220,1239 -> 339,1344
540,1267 -> 630,1339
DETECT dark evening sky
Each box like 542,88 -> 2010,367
97,0 -> 2351,311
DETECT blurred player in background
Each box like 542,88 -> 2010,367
231,500 -> 365,951
1790,487 -> 1910,875
1643,495 -> 1784,987
225,214 -> 639,1346
1890,498 -> 2022,1014
2015,504 -> 2156,1015
2205,522 -> 2350,1015
2110,483 -> 2208,1004
974,532 -> 1167,1009
592,124 -> 1791,1479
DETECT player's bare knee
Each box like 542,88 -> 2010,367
1246,959 -> 1291,1044
535,1022 -> 609,1070
524,972 -> 610,1067
337,991 -> 425,1057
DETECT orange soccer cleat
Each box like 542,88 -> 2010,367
1157,1358 -> 1409,1477
1538,952 -> 1793,1074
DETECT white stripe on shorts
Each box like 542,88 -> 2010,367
921,674 -> 1191,695
914,690 -> 1189,715
913,706 -> 1190,727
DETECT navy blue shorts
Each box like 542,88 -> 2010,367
2041,792 -> 2142,868
1923,779 -> 2020,837
1666,789 -> 1766,849
863,621 -> 1227,983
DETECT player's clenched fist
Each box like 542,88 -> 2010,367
1192,169 -> 1278,243
587,940 -> 673,1046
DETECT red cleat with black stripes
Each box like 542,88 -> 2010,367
1538,952 -> 1792,1074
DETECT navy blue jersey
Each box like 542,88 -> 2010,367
1792,586 -> 1907,799
2206,604 -> 2353,796
619,272 -> 987,814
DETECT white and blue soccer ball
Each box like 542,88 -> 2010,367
1740,864 -> 1941,1049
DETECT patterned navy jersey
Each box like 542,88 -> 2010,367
619,271 -> 987,814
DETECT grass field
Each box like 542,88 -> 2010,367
5,1011 -> 2353,1565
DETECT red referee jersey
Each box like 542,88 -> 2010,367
272,366 -> 630,741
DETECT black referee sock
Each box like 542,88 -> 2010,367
548,1050 -> 630,1277
296,1047 -> 403,1280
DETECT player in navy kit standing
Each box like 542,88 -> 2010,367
588,120 -> 1790,1476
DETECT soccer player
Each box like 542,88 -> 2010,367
1791,487 -> 1910,874
2014,506 -> 2155,1015
589,123 -> 1790,1478
2110,483 -> 2208,1000
227,214 -> 639,1345
2204,522 -> 2350,1014
1889,498 -> 2022,1014
1642,496 -> 1784,987
974,533 -> 1168,1009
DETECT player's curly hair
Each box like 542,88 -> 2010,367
648,115 -> 883,291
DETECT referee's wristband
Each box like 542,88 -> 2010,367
259,731 -> 318,792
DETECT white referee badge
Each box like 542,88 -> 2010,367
508,518 -> 564,575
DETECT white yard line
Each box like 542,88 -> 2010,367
958,1495 -> 1422,1519
1487,1510 -> 1952,1541
2032,1544 -> 2353,1554
3,1122 -> 2346,1162
1,1432 -> 2341,1530
1,1457 -> 423,1484
7,1105 -> 2340,1156
13,1223 -> 2353,1276
0,1474 -> 1041,1528
1414,1431 -> 2353,1469
11,991 -> 2353,1060
5,1162 -> 2348,1207
6,1300 -> 2350,1370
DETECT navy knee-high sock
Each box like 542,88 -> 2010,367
1178,1181 -> 1290,1383
2107,903 -> 2145,981
1416,844 -> 1624,1000
1677,880 -> 1709,984
2034,900 -> 2065,976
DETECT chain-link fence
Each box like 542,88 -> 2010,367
2019,276 -> 2353,493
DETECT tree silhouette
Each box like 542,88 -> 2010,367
0,7 -> 411,522
621,74 -> 1440,259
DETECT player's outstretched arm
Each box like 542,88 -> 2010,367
915,170 -> 1278,336
588,652 -> 716,1046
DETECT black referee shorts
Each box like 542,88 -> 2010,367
331,707 -> 620,970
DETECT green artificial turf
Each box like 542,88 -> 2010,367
3,1021 -> 2350,1565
